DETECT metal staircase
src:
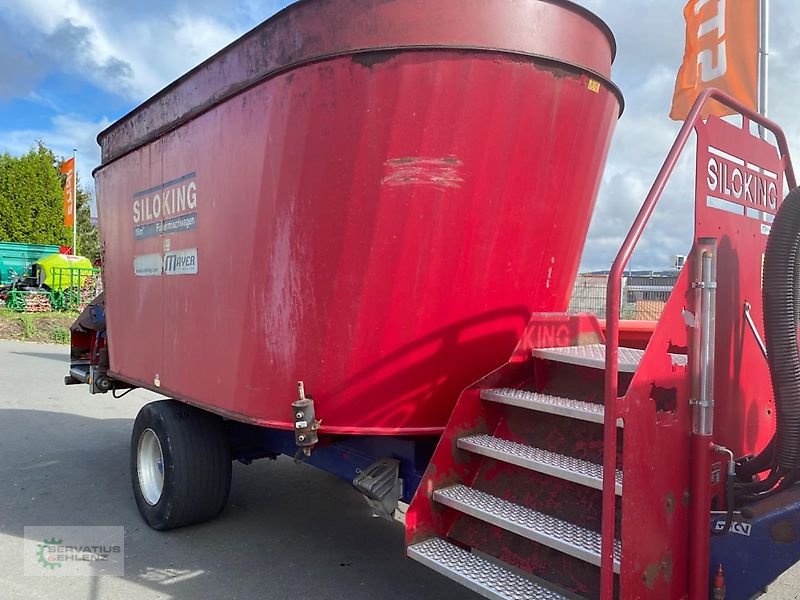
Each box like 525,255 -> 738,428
405,90 -> 798,599
406,326 -> 652,599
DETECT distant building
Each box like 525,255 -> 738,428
570,271 -> 678,320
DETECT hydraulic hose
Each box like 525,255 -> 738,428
712,475 -> 736,536
763,186 -> 800,470
737,438 -> 775,479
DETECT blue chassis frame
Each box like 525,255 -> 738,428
710,488 -> 800,599
227,421 -> 437,504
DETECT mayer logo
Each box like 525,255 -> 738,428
163,248 -> 198,275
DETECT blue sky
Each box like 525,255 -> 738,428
1,0 -> 799,270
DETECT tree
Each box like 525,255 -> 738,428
0,143 -> 68,245
0,142 -> 100,261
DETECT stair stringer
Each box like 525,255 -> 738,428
617,257 -> 692,598
405,313 -> 605,557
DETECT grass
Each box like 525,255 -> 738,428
0,307 -> 78,344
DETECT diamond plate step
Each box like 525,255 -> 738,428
458,434 -> 623,496
480,388 -> 623,427
408,537 -> 576,600
434,484 -> 621,573
531,343 -> 688,372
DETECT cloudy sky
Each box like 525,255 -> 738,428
0,0 -> 797,271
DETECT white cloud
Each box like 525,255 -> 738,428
2,0 -> 800,274
0,114 -> 111,189
1,0 -> 247,100
580,0 -> 800,271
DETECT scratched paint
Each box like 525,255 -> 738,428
381,157 -> 464,189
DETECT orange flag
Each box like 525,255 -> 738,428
60,157 -> 75,227
670,0 -> 759,120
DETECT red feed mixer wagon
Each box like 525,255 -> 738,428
66,0 -> 800,597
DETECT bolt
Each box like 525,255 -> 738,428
296,412 -> 304,419
298,435 -> 306,442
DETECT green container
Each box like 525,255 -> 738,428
0,241 -> 60,285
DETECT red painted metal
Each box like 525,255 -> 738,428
603,89 -> 796,599
598,319 -> 656,350
99,0 -> 619,165
406,313 -> 608,596
618,268 -> 691,598
690,435 -> 713,600
95,0 -> 621,436
695,115 -> 785,460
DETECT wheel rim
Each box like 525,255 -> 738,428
137,428 -> 165,505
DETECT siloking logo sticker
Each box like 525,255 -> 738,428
163,248 -> 198,275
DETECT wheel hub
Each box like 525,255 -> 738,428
137,428 -> 165,505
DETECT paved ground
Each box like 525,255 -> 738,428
0,340 -> 474,600
0,339 -> 798,600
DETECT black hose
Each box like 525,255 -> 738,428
736,438 -> 775,479
763,186 -> 800,470
712,475 -> 737,536
735,467 -> 781,495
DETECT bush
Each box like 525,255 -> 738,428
51,326 -> 70,344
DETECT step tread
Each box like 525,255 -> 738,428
434,484 -> 621,573
458,434 -> 622,496
531,343 -> 688,373
407,537 -> 575,600
480,388 -> 621,426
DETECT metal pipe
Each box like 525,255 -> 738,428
695,239 -> 717,436
712,444 -> 736,477
601,88 -> 796,600
744,302 -> 768,360
689,238 -> 717,600
69,366 -> 90,384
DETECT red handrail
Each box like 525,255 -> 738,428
599,88 -> 797,599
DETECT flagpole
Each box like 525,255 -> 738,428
72,148 -> 77,255
758,0 -> 769,137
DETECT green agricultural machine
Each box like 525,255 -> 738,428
0,243 -> 100,313
0,241 -> 60,286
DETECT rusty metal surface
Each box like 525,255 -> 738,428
617,267 -> 692,598
97,0 -> 620,164
97,43 -> 620,435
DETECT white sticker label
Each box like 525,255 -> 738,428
714,520 -> 751,536
163,248 -> 198,275
134,254 -> 163,277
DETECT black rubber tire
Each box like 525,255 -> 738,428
130,400 -> 231,530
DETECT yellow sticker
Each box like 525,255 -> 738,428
588,79 -> 601,93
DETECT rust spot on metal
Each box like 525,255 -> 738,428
643,563 -> 660,590
351,50 -> 398,68
662,552 -> 673,582
650,384 -> 678,413
664,492 -> 676,517
771,521 -> 798,544
382,156 -> 464,190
